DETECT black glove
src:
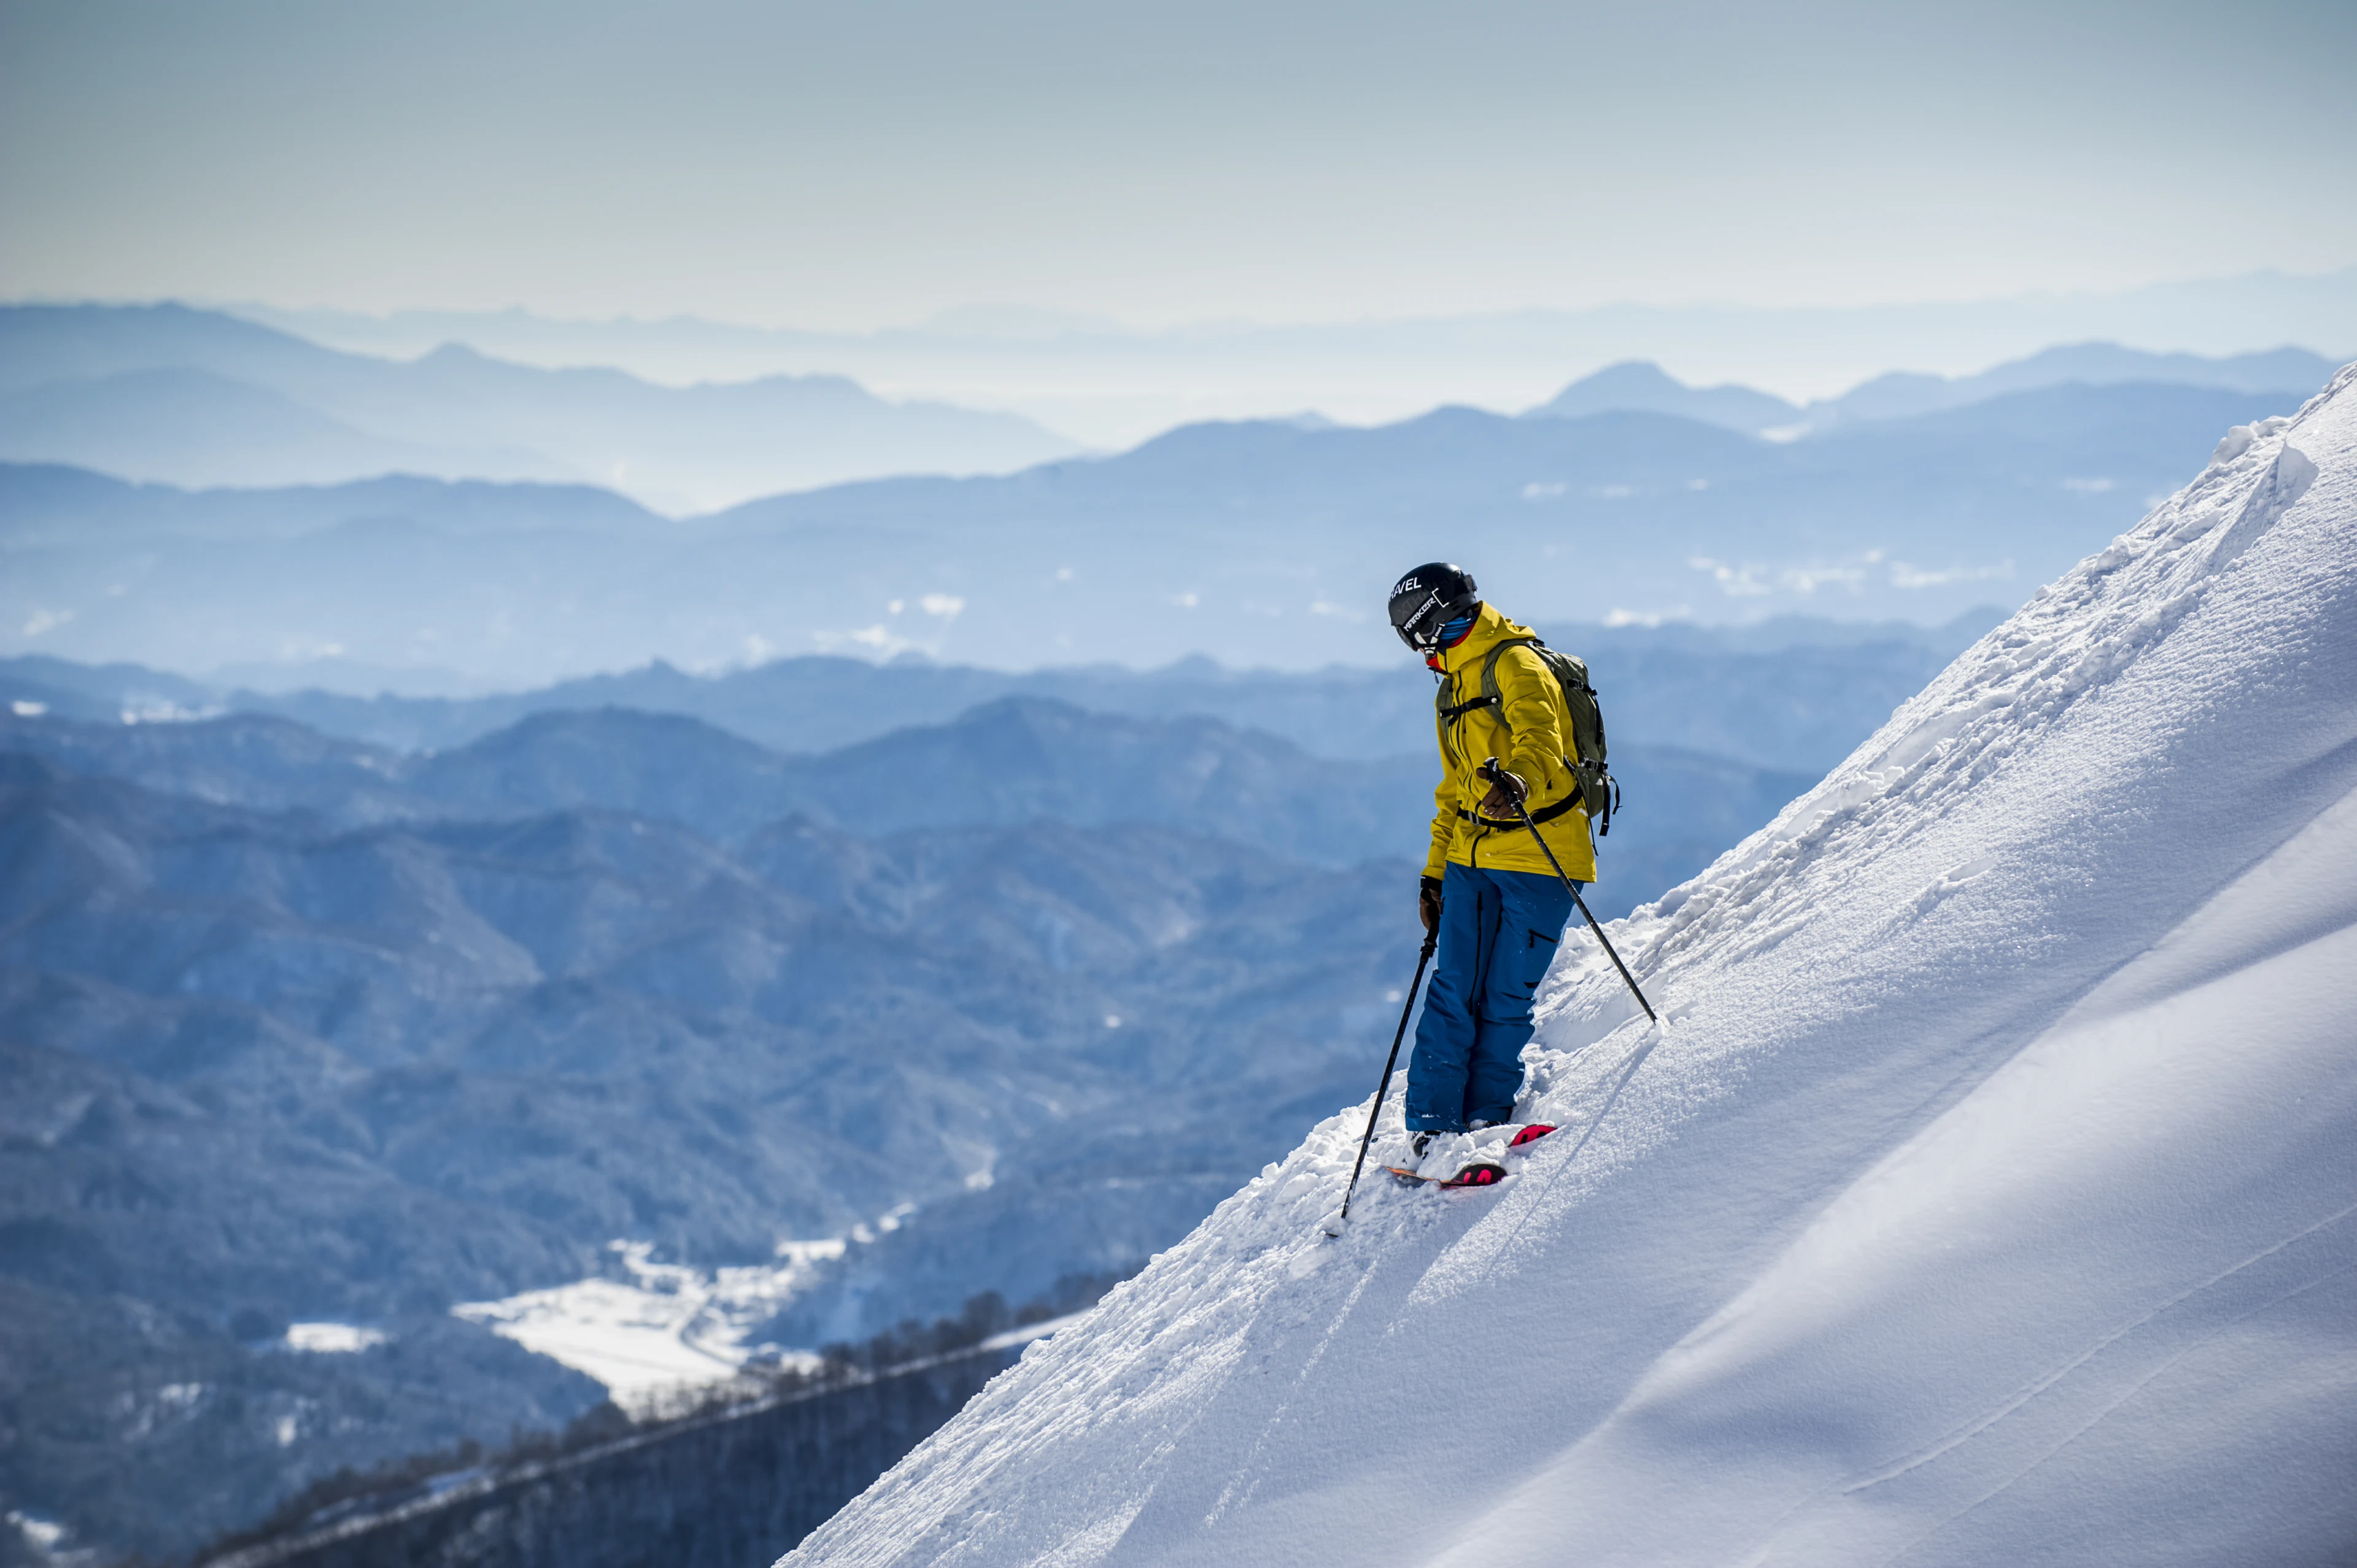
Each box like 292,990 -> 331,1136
1418,875 -> 1444,934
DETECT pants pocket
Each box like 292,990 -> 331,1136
1493,927 -> 1558,1012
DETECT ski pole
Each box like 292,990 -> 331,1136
1480,758 -> 1657,1024
1332,925 -> 1439,1229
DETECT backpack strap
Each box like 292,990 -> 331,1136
1439,639 -> 1598,817
1436,645 -> 1530,721
1476,637 -> 1557,748
1466,635 -> 1618,839
1467,635 -> 1614,835
1477,637 -> 1540,716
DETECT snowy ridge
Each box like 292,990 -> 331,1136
785,367 -> 2357,1567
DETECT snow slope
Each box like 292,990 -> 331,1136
783,368 -> 2357,1567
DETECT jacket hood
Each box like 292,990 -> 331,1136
1428,601 -> 1538,674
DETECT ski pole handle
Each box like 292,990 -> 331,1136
1476,756 -> 1528,814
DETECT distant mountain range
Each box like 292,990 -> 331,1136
0,610 -> 1989,773
3,364 -> 2329,684
1,303 -> 2339,690
2,303 -> 2337,520
1529,343 -> 2340,436
230,271 -> 2357,447
0,304 -> 1081,511
0,618 -> 1980,938
0,676 -> 1818,918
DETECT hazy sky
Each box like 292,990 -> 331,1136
4,0 -> 2352,331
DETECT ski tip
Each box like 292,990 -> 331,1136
1440,1162 -> 1508,1188
1384,1162 -> 1513,1189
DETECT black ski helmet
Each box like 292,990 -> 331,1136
1388,562 -> 1479,652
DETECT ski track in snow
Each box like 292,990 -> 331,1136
784,368 -> 2357,1568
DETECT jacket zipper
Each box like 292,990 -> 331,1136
1443,654 -> 1492,869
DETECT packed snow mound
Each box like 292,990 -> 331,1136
784,369 -> 2357,1568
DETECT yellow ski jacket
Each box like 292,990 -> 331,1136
1422,602 -> 1599,885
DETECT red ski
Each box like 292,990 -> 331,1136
1380,1124 -> 1556,1189
1384,1161 -> 1506,1188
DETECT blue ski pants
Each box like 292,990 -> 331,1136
1406,862 -> 1579,1134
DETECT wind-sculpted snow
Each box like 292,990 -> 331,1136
784,366 -> 2357,1567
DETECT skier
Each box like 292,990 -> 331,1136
1387,562 -> 1596,1163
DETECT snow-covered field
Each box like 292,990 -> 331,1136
454,1238 -> 846,1415
784,367 -> 2357,1566
282,1322 -> 389,1354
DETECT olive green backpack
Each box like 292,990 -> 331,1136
1439,636 -> 1619,836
